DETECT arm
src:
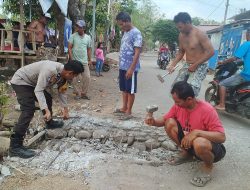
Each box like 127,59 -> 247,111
27,21 -> 38,32
145,105 -> 177,127
193,130 -> 225,143
34,70 -> 52,121
218,57 -> 237,65
167,35 -> 185,72
126,47 -> 141,79
145,116 -> 165,127
68,42 -> 73,61
87,47 -> 92,65
58,93 -> 69,119
181,130 -> 225,149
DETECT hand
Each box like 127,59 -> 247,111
167,64 -> 175,74
188,64 -> 198,72
180,130 -> 198,149
218,61 -> 224,65
63,107 -> 69,120
125,68 -> 134,80
88,60 -> 94,70
145,116 -> 155,126
43,108 -> 52,122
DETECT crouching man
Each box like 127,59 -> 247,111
145,81 -> 226,187
9,60 -> 84,158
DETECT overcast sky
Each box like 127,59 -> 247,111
151,0 -> 250,22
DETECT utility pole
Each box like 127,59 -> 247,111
106,0 -> 112,54
91,0 -> 96,57
223,0 -> 229,25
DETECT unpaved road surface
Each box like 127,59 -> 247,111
1,52 -> 250,190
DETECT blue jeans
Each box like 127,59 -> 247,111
96,59 -> 103,74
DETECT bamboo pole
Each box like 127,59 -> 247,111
19,0 -> 25,67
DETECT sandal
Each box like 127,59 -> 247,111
167,154 -> 193,166
118,114 -> 134,121
215,105 -> 225,111
113,108 -> 126,115
190,170 -> 212,187
81,95 -> 90,100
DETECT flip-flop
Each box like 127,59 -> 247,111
113,108 -> 126,115
167,154 -> 193,166
190,170 -> 212,187
81,95 -> 90,100
118,114 -> 134,121
214,105 -> 225,111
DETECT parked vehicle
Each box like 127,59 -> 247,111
91,60 -> 110,72
157,52 -> 170,70
205,61 -> 250,119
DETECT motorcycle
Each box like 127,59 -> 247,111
205,61 -> 250,119
157,52 -> 170,70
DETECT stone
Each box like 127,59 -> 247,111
134,132 -> 147,142
14,104 -> 21,111
68,129 -> 75,138
127,135 -> 135,146
0,137 -> 10,157
71,144 -> 81,153
132,142 -> 146,152
158,136 -> 167,142
114,130 -> 128,143
145,139 -> 160,150
46,129 -> 67,139
1,165 -> 11,177
75,130 -> 92,139
93,129 -> 108,139
161,141 -> 178,151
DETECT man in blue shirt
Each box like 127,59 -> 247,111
114,12 -> 142,119
215,28 -> 250,110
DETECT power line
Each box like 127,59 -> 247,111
206,0 -> 225,20
195,0 -> 222,8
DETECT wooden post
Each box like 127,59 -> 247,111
19,0 -> 25,67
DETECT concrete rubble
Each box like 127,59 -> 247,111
1,112 -> 179,184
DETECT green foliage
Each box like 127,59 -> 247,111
192,17 -> 221,26
118,0 -> 139,14
0,83 -> 9,115
151,19 -> 179,48
2,0 -> 42,21
85,0 -> 109,35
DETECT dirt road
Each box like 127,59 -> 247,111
1,52 -> 250,190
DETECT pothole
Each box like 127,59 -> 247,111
2,113 -> 179,182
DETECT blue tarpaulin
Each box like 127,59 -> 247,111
208,21 -> 250,70
64,18 -> 72,53
39,0 -> 68,16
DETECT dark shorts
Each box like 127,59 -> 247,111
176,120 -> 226,162
119,69 -> 138,94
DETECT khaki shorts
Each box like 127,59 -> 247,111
173,61 -> 208,96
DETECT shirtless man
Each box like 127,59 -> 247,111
26,13 -> 51,49
167,12 -> 214,96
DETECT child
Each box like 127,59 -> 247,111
95,42 -> 105,77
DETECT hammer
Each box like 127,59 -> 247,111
146,105 -> 158,118
157,65 -> 179,83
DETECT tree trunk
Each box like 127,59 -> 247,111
52,3 -> 66,56
0,112 -> 3,129
68,0 -> 87,32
